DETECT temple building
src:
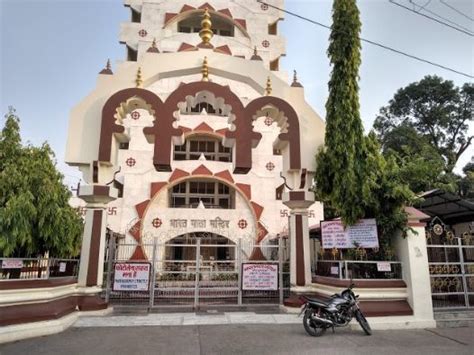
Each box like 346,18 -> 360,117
67,0 -> 325,281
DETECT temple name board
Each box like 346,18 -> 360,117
321,219 -> 379,249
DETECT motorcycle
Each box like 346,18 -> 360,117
298,283 -> 372,337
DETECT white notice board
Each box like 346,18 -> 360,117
321,219 -> 379,249
242,263 -> 278,290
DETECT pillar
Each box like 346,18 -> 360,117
283,191 -> 314,288
76,185 -> 118,310
394,208 -> 435,326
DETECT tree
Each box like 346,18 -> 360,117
315,0 -> 366,225
459,159 -> 474,201
374,76 -> 473,173
0,108 -> 83,257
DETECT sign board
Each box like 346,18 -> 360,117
59,262 -> 67,273
377,262 -> 392,272
330,266 -> 339,275
1,260 -> 23,269
242,263 -> 278,290
113,263 -> 151,291
321,219 -> 379,249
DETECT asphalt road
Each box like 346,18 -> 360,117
1,324 -> 473,355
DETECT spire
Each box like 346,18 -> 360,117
198,8 -> 214,48
201,57 -> 209,82
135,67 -> 143,87
99,59 -> 113,75
265,76 -> 272,96
291,70 -> 303,87
147,38 -> 160,53
251,46 -> 263,61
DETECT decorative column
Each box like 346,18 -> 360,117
283,191 -> 314,288
76,185 -> 118,310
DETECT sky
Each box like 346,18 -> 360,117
1,0 -> 473,189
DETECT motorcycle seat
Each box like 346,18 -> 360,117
306,297 -> 329,308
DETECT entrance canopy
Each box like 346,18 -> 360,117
418,189 -> 474,224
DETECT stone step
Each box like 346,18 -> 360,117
434,310 -> 474,320
436,319 -> 474,328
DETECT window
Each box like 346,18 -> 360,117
119,142 -> 129,150
268,22 -> 278,35
190,102 -> 217,114
174,137 -> 232,162
131,9 -> 141,23
270,58 -> 279,71
127,46 -> 137,62
169,180 -> 235,209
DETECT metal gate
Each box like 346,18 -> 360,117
103,237 -> 290,308
427,230 -> 474,309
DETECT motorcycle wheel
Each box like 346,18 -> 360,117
355,310 -> 372,336
303,310 -> 326,337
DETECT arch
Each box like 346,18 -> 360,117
164,9 -> 251,39
150,81 -> 260,173
245,97 -> 301,170
99,88 -> 176,165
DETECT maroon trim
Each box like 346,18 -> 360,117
100,82 -> 301,174
312,276 -> 407,288
289,191 -> 305,201
243,97 -> 301,170
92,185 -> 110,196
0,296 -> 78,326
0,277 -> 77,290
295,214 -> 305,286
86,210 -> 103,286
408,222 -> 427,227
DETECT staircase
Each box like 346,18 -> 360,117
435,309 -> 474,328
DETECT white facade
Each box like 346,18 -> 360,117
67,0 -> 326,262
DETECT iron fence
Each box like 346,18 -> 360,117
0,258 -> 79,280
315,260 -> 403,280
104,237 -> 290,309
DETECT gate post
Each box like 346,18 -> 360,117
283,191 -> 314,288
458,237 -> 469,308
237,238 -> 242,306
278,235 -> 283,304
194,239 -> 201,310
149,238 -> 157,309
105,235 -> 115,303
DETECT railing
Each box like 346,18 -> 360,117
315,260 -> 403,280
0,258 -> 79,280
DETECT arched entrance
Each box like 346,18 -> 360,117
165,232 -> 236,266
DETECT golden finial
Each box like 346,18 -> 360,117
202,57 -> 209,82
291,70 -> 303,87
99,58 -> 113,74
254,46 -> 258,56
199,8 -> 213,46
135,67 -> 143,88
151,38 -> 157,48
265,76 -> 272,96
147,37 -> 160,53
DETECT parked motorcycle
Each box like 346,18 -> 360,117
298,283 -> 372,336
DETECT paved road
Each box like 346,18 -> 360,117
1,324 -> 473,355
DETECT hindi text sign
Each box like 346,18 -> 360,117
113,263 -> 150,291
242,263 -> 278,290
321,219 -> 379,249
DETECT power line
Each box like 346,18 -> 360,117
409,0 -> 474,33
256,0 -> 473,79
439,0 -> 474,22
389,0 -> 474,36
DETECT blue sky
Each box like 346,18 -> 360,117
1,0 -> 473,189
